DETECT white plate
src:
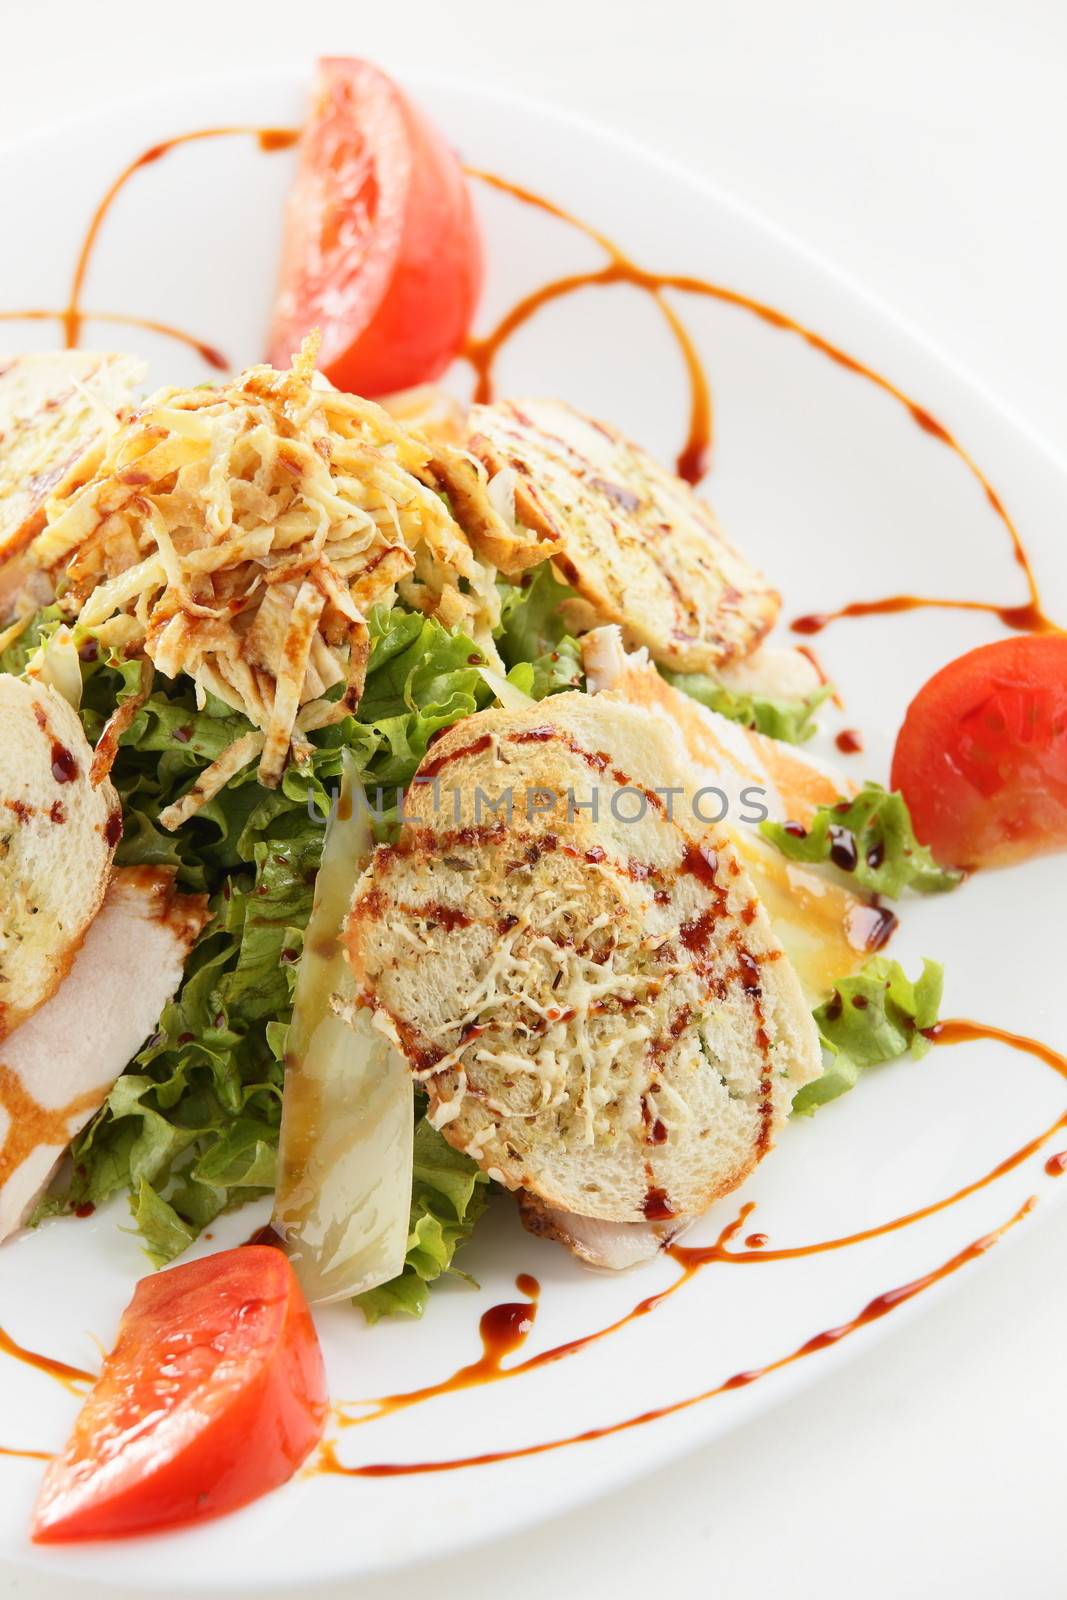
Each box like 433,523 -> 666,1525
1,65 -> 1066,1592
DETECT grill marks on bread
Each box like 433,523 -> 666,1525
345,695 -> 821,1223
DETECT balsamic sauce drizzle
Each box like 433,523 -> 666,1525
1,125 -> 1063,1476
462,169 -> 1055,634
320,1196 -> 1035,1479
319,1017 -> 1064,1472
0,1326 -> 92,1394
337,1275 -> 541,1429
0,125 -> 297,366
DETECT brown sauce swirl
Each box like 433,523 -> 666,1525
336,1275 -> 540,1427
2,133 -> 1051,641
835,729 -> 864,755
462,168 -> 1054,633
324,1016 -> 1065,1474
319,1195 -> 1033,1478
0,126 -> 297,369
0,1324 -> 92,1394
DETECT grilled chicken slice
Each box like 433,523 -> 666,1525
0,676 -> 121,1042
345,693 -> 821,1226
712,641 -> 824,702
517,1190 -> 689,1270
466,398 -> 779,672
0,867 -> 209,1242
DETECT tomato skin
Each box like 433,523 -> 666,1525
890,635 -> 1067,870
31,1246 -> 327,1542
269,57 -> 483,396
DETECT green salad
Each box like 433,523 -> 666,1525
1,565 -> 952,1317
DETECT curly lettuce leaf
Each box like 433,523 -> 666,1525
664,670 -> 831,745
793,956 -> 944,1116
356,605 -> 492,790
761,782 -> 963,897
355,1117 -> 490,1322
23,604 -> 495,1290
497,564 -> 585,699
497,562 -> 575,658
0,604 -> 63,675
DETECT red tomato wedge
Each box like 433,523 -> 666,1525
891,634 -> 1067,870
269,57 -> 483,396
32,1246 -> 327,1542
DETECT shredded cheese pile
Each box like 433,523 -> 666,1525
31,342 -> 502,820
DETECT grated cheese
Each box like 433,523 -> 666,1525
31,340 -> 506,817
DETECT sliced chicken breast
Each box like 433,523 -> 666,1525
345,693 -> 821,1226
0,675 -> 121,1041
466,398 -> 779,672
517,1190 -> 689,1270
712,641 -> 825,702
0,867 -> 209,1242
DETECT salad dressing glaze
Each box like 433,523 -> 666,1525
462,170 -> 1054,635
0,1068 -> 104,1205
0,124 -> 1063,1489
326,1017 -> 1066,1456
0,308 -> 228,372
0,126 -> 297,366
0,1325 -> 92,1394
335,1275 -> 541,1427
318,1194 -> 1035,1478
60,126 -> 298,352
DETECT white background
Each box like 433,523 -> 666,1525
1,1 -> 1066,1595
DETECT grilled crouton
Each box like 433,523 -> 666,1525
345,693 -> 820,1225
580,626 -> 878,999
466,398 -> 779,671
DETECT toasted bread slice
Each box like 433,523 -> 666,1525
0,675 -> 121,1041
0,351 -> 144,573
0,867 -> 209,1241
466,399 -> 779,671
345,693 -> 821,1224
